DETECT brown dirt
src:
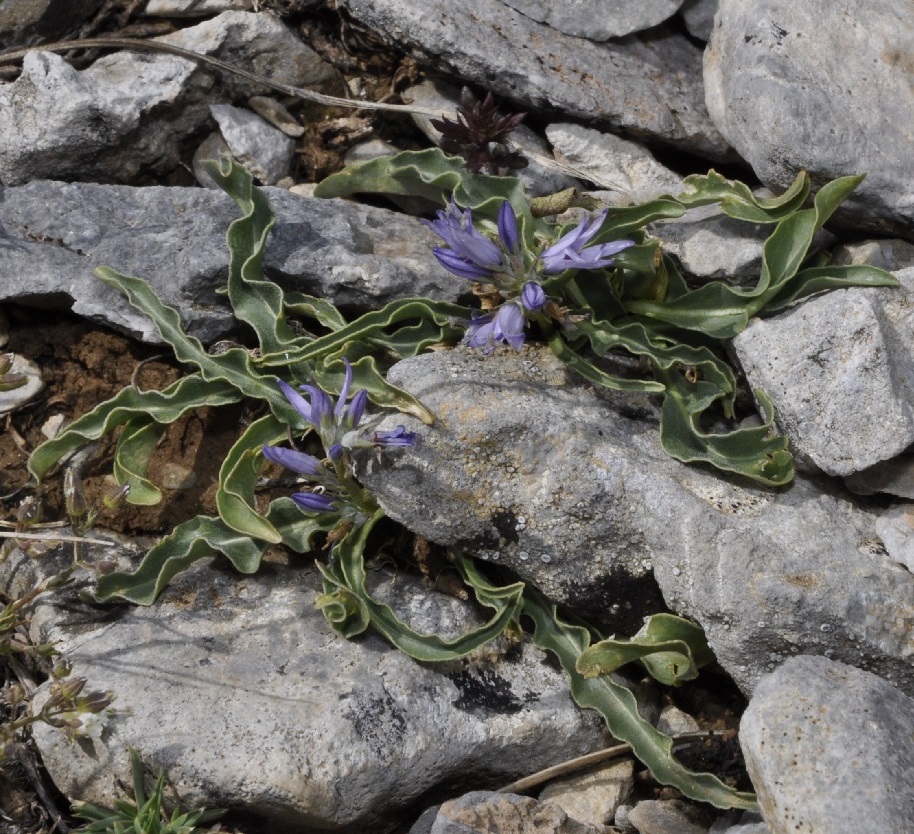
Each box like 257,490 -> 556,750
0,307 -> 242,537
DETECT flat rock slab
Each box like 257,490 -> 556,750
338,0 -> 729,159
705,0 -> 914,238
355,346 -> 914,695
740,655 -> 914,834
732,268 -> 914,477
0,180 -> 465,345
500,0 -> 683,40
7,542 -> 608,832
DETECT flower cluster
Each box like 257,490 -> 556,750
263,360 -> 416,515
425,199 -> 634,351
430,87 -> 529,174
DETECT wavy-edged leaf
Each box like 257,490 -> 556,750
524,590 -> 758,811
316,512 -> 525,661
202,157 -> 301,357
28,376 -> 240,482
215,413 -> 287,544
95,267 -> 304,426
265,497 -> 338,553
112,418 -> 167,506
283,290 -> 349,332
577,613 -> 714,687
548,332 -> 664,394
92,515 -> 266,605
657,369 -> 793,486
677,169 -> 810,223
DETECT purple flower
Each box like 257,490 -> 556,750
424,199 -> 504,280
371,425 -> 417,447
497,200 -> 519,254
291,492 -> 337,513
521,281 -> 546,311
541,210 -> 634,273
464,302 -> 527,352
261,444 -> 323,476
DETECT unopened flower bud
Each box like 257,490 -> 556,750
77,690 -> 115,714
102,483 -> 130,510
64,469 -> 89,520
51,659 -> 72,679
95,555 -> 118,575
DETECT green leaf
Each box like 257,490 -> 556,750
576,613 -> 715,687
29,376 -> 240,482
94,267 -> 305,426
316,512 -> 525,661
215,413 -> 287,544
657,369 -> 794,486
677,169 -> 810,223
548,332 -> 664,394
523,591 -> 758,811
112,418 -> 167,506
283,291 -> 349,332
763,263 -> 899,314
202,157 -> 302,357
93,515 -> 267,605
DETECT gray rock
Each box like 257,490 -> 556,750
650,204 -> 768,284
339,0 -> 730,159
428,791 -> 610,834
143,0 -> 252,15
404,79 -> 581,197
0,0 -> 102,46
831,237 -> 914,272
499,0 -> 683,41
627,799 -> 713,834
209,103 -> 296,185
539,760 -> 635,827
705,0 -> 914,239
655,704 -> 700,737
355,347 -> 914,695
679,0 -> 717,41
874,503 -> 914,573
845,455 -> 914,500
740,655 -> 914,834
732,267 -> 914,477
6,542 -> 609,832
0,11 -> 335,185
0,180 -> 466,344
545,123 -> 683,206
710,812 -> 768,834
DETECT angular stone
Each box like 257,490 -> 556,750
355,347 -> 914,695
740,656 -> 914,834
545,123 -> 683,206
0,11 -> 335,185
7,542 -> 608,832
832,238 -> 914,273
874,503 -> 914,573
705,0 -> 914,238
429,791 -> 610,834
143,0 -> 251,15
680,0 -> 717,41
845,454 -> 914,500
539,760 -> 634,827
0,180 -> 466,345
209,103 -> 296,185
732,268 -> 914,477
339,0 -> 729,159
499,0 -> 683,41
626,799 -> 714,834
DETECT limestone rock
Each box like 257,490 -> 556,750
539,760 -> 635,827
680,0 -> 717,41
0,180 -> 466,345
6,542 -> 609,832
428,791 -> 611,834
338,0 -> 729,159
705,0 -> 914,239
545,123 -> 683,205
0,11 -> 334,185
732,268 -> 914,477
355,347 -> 914,695
209,103 -> 296,185
0,0 -> 102,46
626,799 -> 714,834
740,656 -> 914,834
499,0 -> 683,41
